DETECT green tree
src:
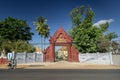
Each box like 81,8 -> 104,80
0,17 -> 34,41
69,6 -> 98,53
96,23 -> 118,52
0,41 -> 13,55
0,17 -> 34,54
0,40 -> 35,54
111,41 -> 119,54
34,16 -> 49,51
97,37 -> 110,52
118,47 -> 120,54
69,6 -> 118,53
13,40 -> 35,53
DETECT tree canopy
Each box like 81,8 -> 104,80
69,6 -> 118,53
0,40 -> 35,53
0,17 -> 34,42
0,17 -> 35,54
34,16 -> 49,38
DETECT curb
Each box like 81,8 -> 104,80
1,62 -> 120,69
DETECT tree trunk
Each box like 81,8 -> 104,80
43,38 -> 45,51
41,35 -> 43,53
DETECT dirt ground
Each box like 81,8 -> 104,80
0,61 -> 120,69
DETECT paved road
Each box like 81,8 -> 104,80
0,69 -> 120,80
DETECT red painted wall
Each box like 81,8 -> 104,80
0,58 -> 8,65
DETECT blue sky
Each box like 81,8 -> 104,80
0,0 -> 120,45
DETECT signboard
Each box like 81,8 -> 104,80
7,52 -> 12,61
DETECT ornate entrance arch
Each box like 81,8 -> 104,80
44,27 -> 79,62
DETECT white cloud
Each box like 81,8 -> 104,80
93,19 -> 114,27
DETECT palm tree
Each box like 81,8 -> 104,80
34,16 -> 50,52
43,25 -> 50,50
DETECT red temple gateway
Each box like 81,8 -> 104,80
44,27 -> 79,62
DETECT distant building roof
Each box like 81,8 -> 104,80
35,46 -> 42,53
58,46 -> 67,51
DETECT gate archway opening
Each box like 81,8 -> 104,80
55,46 -> 68,62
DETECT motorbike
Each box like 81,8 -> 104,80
8,59 -> 17,69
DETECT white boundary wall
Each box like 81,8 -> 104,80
79,52 -> 113,64
112,55 -> 120,66
16,53 -> 43,64
1,52 -> 114,65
